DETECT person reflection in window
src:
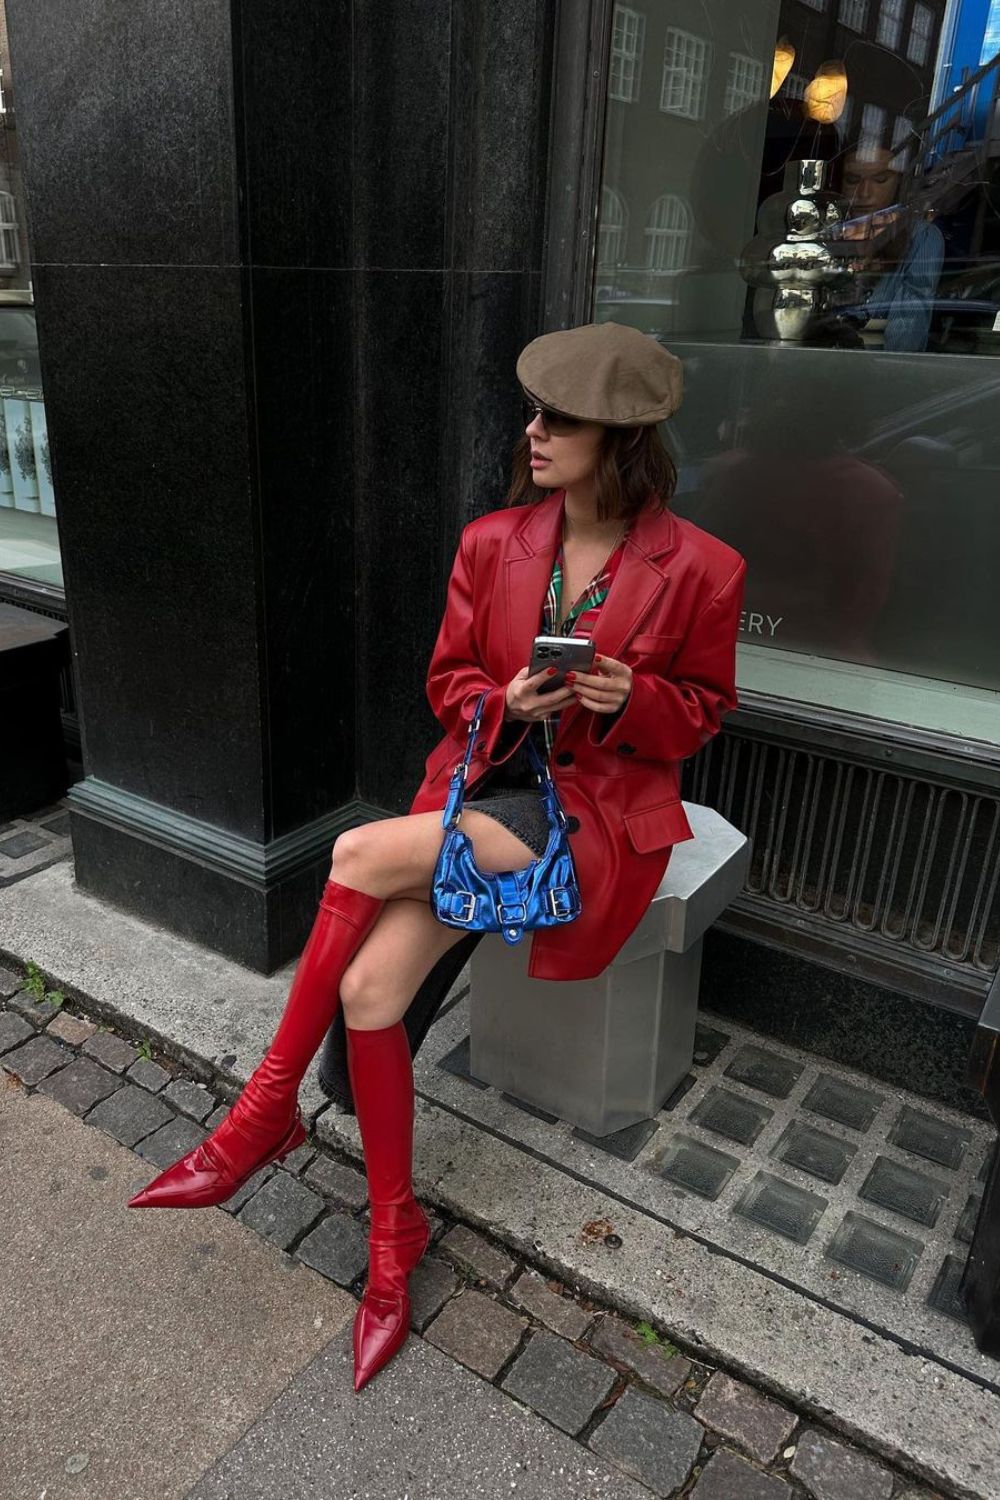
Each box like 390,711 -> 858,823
695,389 -> 903,666
831,132 -> 945,353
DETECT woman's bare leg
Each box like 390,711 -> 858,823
330,809 -> 535,1031
336,808 -> 537,1388
339,899 -> 470,1030
328,808 -> 537,900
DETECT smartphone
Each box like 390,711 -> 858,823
528,635 -> 596,694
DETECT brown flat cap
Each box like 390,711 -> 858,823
516,321 -> 683,426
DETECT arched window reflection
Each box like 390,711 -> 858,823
597,186 -> 629,267
644,194 -> 692,273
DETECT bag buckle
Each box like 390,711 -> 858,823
548,886 -> 574,918
498,901 -> 527,925
452,890 -> 477,923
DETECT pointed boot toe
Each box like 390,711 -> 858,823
127,1113 -> 306,1208
352,1291 -> 412,1391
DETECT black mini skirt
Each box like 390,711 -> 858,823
463,725 -> 551,859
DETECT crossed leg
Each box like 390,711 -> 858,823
331,809 -> 536,1030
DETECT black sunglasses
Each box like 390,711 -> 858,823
521,397 -> 584,436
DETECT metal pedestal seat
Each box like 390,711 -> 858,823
469,802 -> 750,1137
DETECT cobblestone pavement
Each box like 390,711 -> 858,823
0,962 -> 953,1500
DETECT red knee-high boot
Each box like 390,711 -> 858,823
128,880 -> 384,1209
348,1020 -> 430,1391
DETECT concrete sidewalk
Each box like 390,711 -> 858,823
1,855 -> 996,1499
0,1077 -> 650,1500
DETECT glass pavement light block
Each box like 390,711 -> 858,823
723,1044 -> 802,1100
927,1253 -> 971,1323
653,1132 -> 741,1200
954,1193 -> 982,1246
858,1155 -> 949,1229
825,1211 -> 924,1291
801,1073 -> 883,1133
770,1120 -> 857,1185
733,1169 -> 828,1244
692,1022 -> 731,1067
887,1104 -> 971,1170
689,1085 -> 773,1147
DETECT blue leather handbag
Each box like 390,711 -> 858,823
430,689 -> 582,945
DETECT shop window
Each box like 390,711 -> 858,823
839,0 -> 870,33
876,0 -> 905,51
907,3 -> 934,64
596,0 -> 1000,744
597,186 -> 628,267
610,5 -> 645,104
644,194 -> 692,272
725,53 -> 765,115
0,0 -> 60,591
660,29 -> 709,119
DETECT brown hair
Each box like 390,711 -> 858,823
833,127 -> 920,270
506,424 -> 677,522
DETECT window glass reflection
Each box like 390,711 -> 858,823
597,1 -> 1000,353
0,0 -> 60,590
595,0 -> 1000,740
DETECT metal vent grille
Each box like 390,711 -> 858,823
684,731 -> 1000,975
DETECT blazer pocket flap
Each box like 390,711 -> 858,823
631,632 -> 683,651
624,797 -> 694,853
627,632 -> 684,666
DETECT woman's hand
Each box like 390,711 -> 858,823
566,654 -> 633,715
504,667 -> 576,722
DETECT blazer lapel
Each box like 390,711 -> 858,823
589,511 -> 678,661
503,492 -> 565,681
555,502 -> 680,742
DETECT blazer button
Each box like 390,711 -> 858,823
475,739 -> 486,752
616,742 -> 636,756
555,751 -> 574,766
565,815 -> 580,834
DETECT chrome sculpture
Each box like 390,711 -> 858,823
741,159 -> 854,340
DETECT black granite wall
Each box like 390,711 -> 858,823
7,0 -> 556,968
352,0 -> 555,809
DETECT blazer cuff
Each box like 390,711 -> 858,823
479,684 -> 530,764
586,677 -> 645,752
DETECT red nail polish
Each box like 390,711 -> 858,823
546,667 -> 558,675
565,672 -> 576,681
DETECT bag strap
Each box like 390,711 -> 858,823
525,729 -> 568,830
442,688 -> 566,833
441,689 -> 488,830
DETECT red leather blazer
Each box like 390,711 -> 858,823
408,490 -> 746,980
